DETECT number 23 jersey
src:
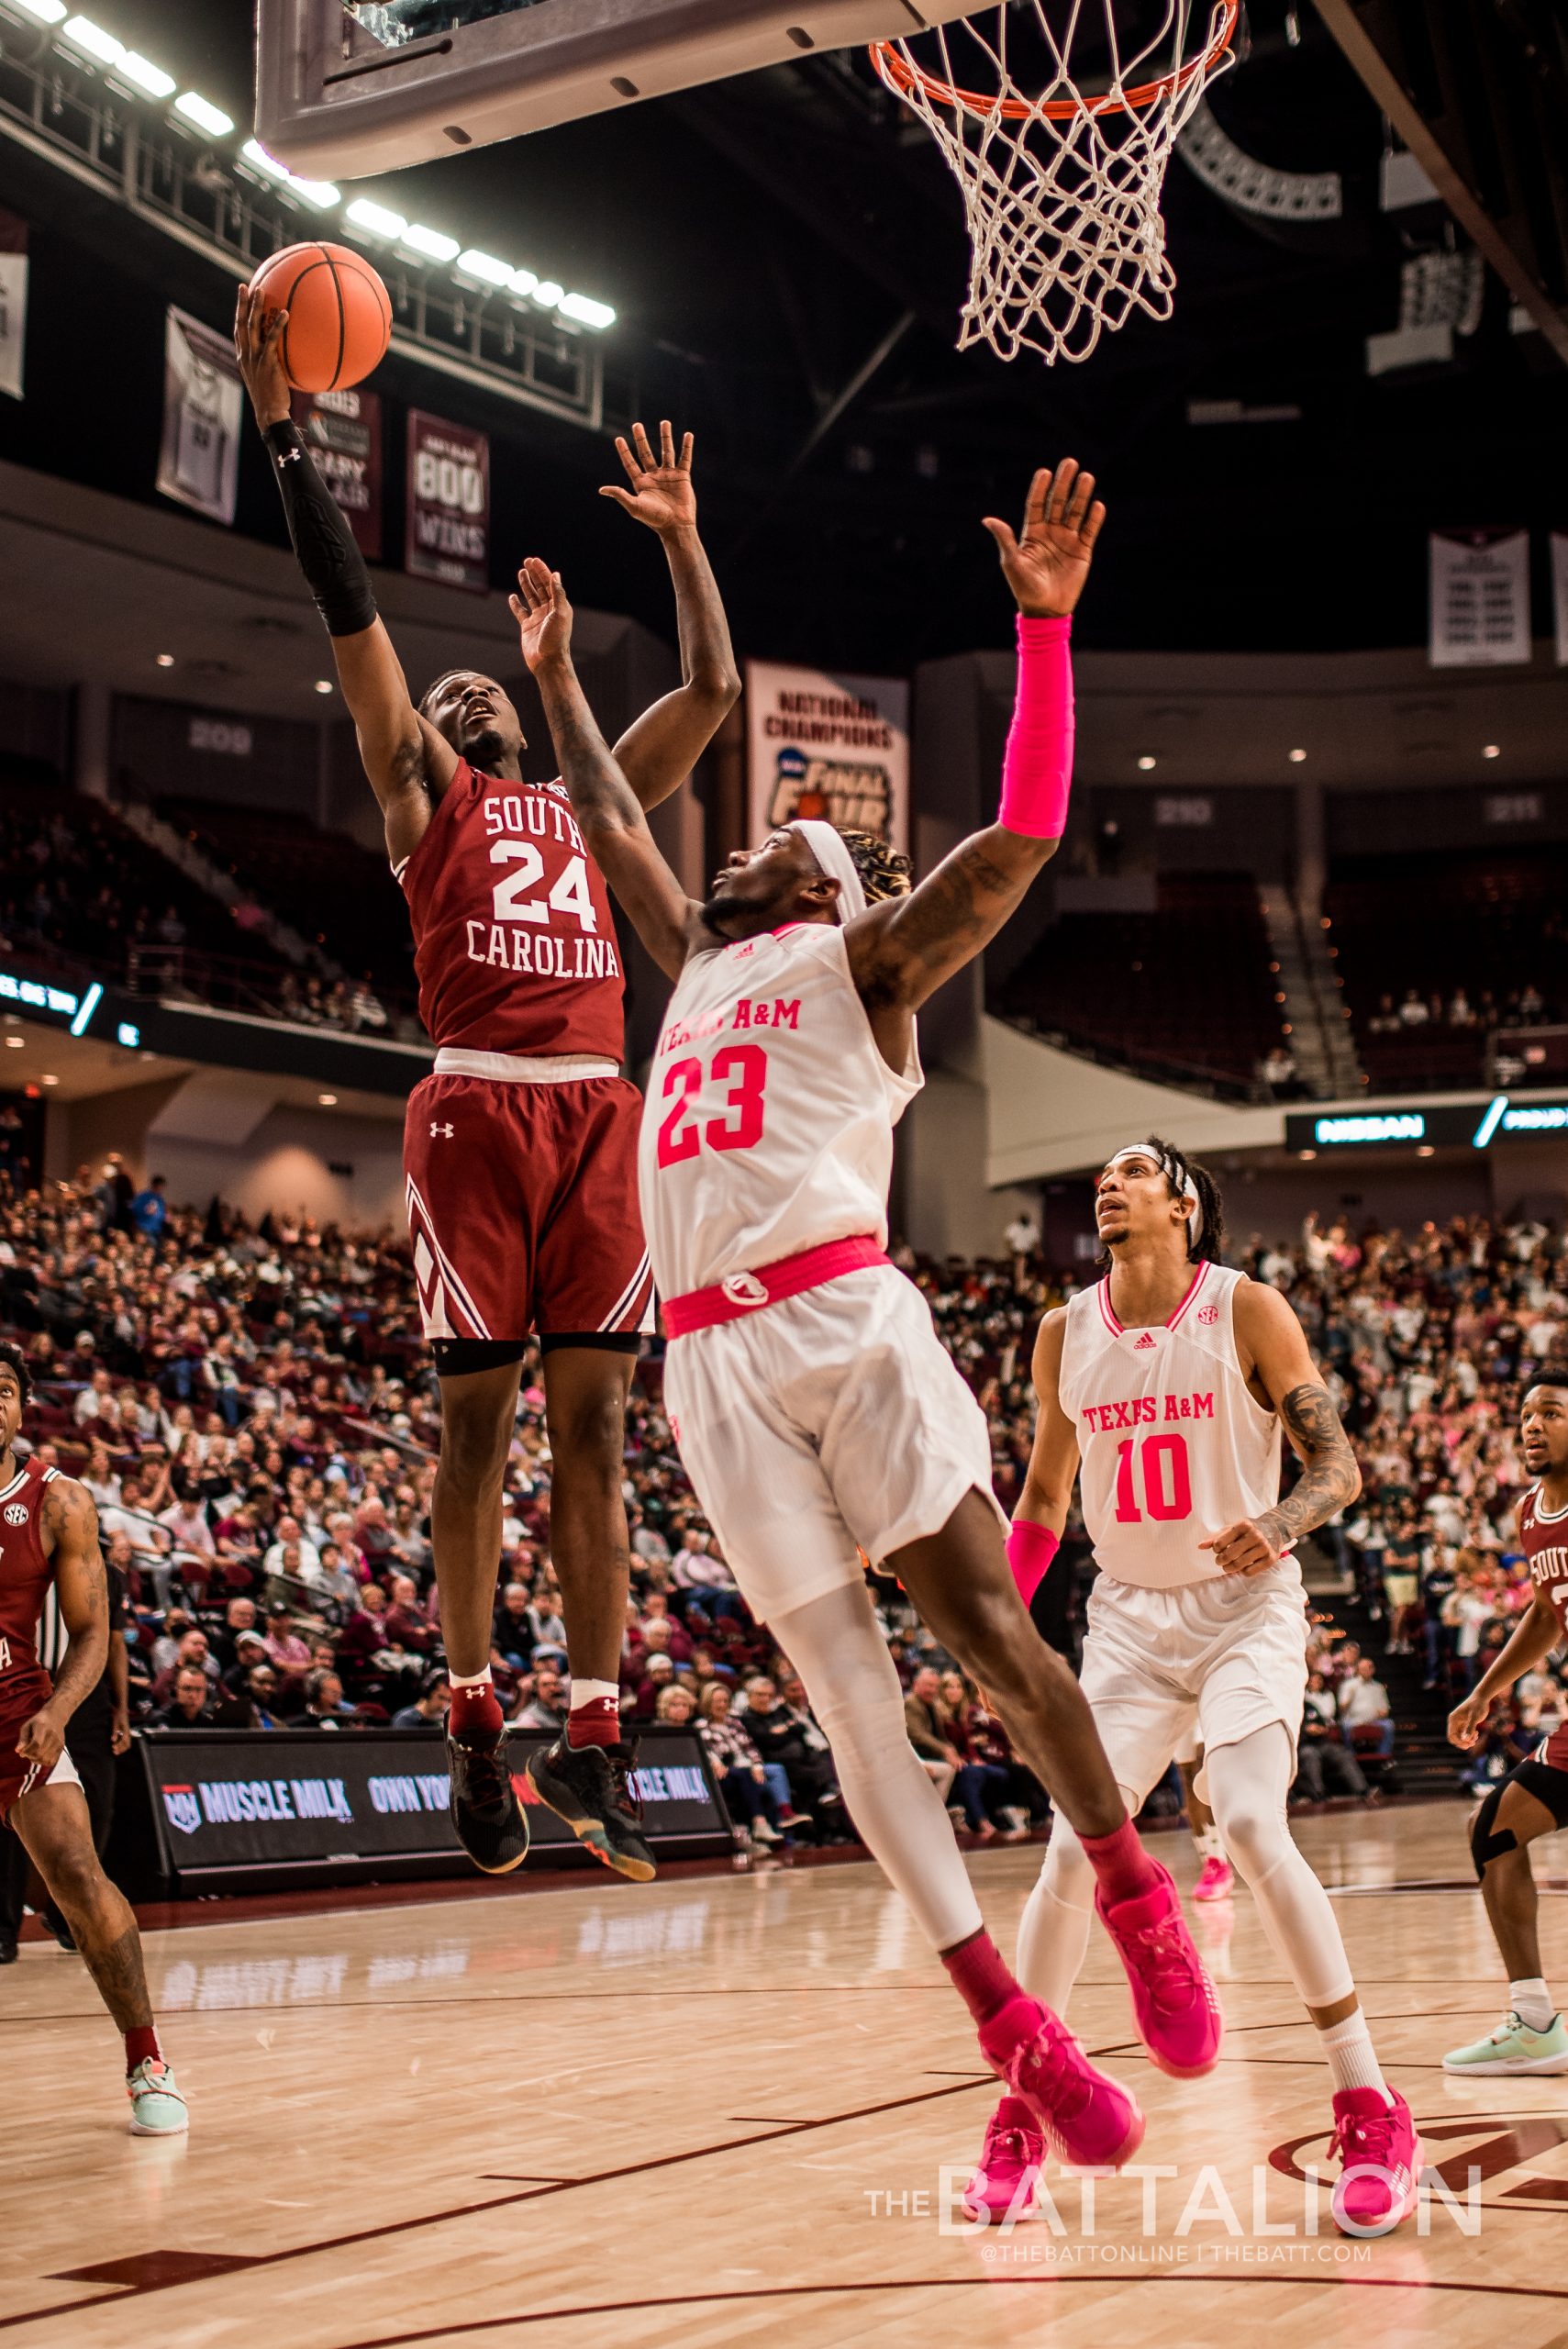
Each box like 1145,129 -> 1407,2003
639,921 -> 921,1300
1058,1262 -> 1288,1590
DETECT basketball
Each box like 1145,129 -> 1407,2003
247,241 -> 392,393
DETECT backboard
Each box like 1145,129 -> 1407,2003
256,0 -> 977,178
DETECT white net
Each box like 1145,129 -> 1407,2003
873,1 -> 1238,366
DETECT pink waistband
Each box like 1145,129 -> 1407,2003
662,1235 -> 889,1338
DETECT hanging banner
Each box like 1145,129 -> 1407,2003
1552,532 -> 1568,669
745,661 -> 910,852
0,211 -> 28,403
1429,528 -> 1530,667
292,385 -> 383,559
156,306 -> 243,525
406,409 -> 489,592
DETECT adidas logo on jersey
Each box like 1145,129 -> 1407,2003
1134,1332 -> 1156,1350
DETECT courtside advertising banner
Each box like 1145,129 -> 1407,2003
156,306 -> 243,525
746,661 -> 910,852
1429,527 -> 1530,666
0,211 -> 28,402
406,408 -> 490,591
292,384 -> 384,559
1553,532 -> 1568,668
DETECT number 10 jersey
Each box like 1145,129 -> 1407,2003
639,920 -> 922,1301
1058,1262 -> 1288,1590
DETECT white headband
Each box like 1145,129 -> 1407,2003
1106,1143 -> 1204,1250
791,819 -> 867,925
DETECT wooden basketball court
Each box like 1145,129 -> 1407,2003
2,1800 -> 1565,2347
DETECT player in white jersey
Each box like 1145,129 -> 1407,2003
510,464 -> 1224,2177
969,1138 -> 1422,2235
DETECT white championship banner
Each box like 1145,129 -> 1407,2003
156,305 -> 243,525
746,660 -> 909,852
0,210 -> 28,403
1553,531 -> 1568,668
1429,527 -> 1530,667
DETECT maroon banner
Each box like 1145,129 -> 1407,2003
405,409 -> 489,593
292,385 -> 383,559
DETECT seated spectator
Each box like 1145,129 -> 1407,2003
656,1682 -> 698,1728
492,1582 -> 537,1670
246,1663 -> 286,1729
384,1572 -> 436,1655
149,1664 -> 218,1730
1293,1674 -> 1370,1805
290,1667 -> 354,1729
1338,1655 -> 1395,1759
939,1668 -> 1027,1839
697,1683 -> 793,1849
150,1626 -> 221,1708
391,1671 -> 451,1731
903,1664 -> 959,1804
513,1664 -> 567,1731
263,1604 -> 314,1678
745,1672 -> 837,1820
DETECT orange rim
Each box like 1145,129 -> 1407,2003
870,0 -> 1239,123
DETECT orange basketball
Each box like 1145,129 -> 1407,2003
249,241 -> 392,394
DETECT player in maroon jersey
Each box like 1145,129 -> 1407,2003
1445,1376 -> 1568,2072
0,1344 -> 186,2130
235,287 -> 739,1880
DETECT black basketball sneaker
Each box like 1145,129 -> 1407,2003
447,1723 -> 530,1874
525,1734 -> 657,1882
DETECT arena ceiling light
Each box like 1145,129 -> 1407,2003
12,0 -> 66,21
240,138 -> 339,212
400,222 -> 462,263
59,14 -> 122,63
346,196 -> 407,240
1483,743 -> 1501,758
116,51 -> 175,97
1137,755 -> 1157,771
174,91 -> 235,137
455,249 -> 515,288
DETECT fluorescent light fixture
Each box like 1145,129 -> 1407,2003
559,292 -> 615,329
174,91 -> 234,137
1288,747 -> 1307,763
41,1073 -> 59,1086
117,51 -> 175,97
240,139 -> 338,209
314,678 -> 333,694
531,280 -> 564,307
1483,743 -> 1500,759
155,652 -> 174,667
1136,755 -> 1156,771
61,15 -> 123,63
507,268 -> 539,297
4,1036 -> 22,1049
347,196 -> 406,239
14,0 -> 67,22
318,1092 -> 338,1106
456,249 -> 514,286
402,222 -> 461,262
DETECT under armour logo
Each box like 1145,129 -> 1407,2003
430,1122 -> 454,1139
721,1271 -> 768,1307
1134,1332 -> 1156,1350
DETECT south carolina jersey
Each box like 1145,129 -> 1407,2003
395,760 -> 625,1060
0,1454 -> 60,1717
1058,1261 -> 1286,1590
1518,1482 -> 1568,1627
639,921 -> 920,1299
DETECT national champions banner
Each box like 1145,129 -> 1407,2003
292,385 -> 384,559
0,211 -> 28,403
157,305 -> 244,525
406,408 -> 490,592
1429,528 -> 1531,667
746,661 -> 910,852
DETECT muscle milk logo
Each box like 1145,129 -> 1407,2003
162,1785 -> 202,1835
2,1502 -> 28,1527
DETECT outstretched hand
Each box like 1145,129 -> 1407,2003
599,419 -> 697,536
982,460 -> 1106,617
232,281 -> 292,431
510,557 -> 574,672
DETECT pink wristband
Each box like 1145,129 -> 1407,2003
996,612 -> 1074,840
1006,1518 -> 1059,1607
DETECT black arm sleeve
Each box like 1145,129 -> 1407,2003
262,419 -> 379,639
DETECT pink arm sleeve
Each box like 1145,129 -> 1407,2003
1006,1518 -> 1059,1607
996,613 -> 1074,840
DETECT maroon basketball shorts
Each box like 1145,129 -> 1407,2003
0,1666 -> 80,1826
404,1069 -> 652,1344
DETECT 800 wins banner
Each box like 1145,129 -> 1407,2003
746,661 -> 909,852
406,409 -> 490,592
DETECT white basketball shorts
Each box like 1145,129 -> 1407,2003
1077,1560 -> 1310,1804
662,1264 -> 1006,1624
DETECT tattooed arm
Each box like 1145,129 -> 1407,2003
17,1477 -> 109,1770
512,559 -> 697,981
1199,1281 -> 1363,1578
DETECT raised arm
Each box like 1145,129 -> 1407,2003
16,1478 -> 108,1774
845,461 -> 1104,1044
1202,1281 -> 1362,1577
233,284 -> 454,868
512,559 -> 695,980
599,422 -> 740,810
1007,1308 -> 1080,1606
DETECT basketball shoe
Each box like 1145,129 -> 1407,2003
963,2094 -> 1044,2225
127,2058 -> 188,2137
1194,1855 -> 1234,1902
977,1995 -> 1145,2173
1329,2087 -> 1422,2234
526,1735 -> 657,1882
1095,1860 -> 1224,2076
1443,2012 -> 1568,2074
447,1724 -> 529,1875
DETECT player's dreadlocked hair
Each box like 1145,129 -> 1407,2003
0,1340 -> 31,1407
1095,1136 -> 1227,1275
840,829 -> 912,906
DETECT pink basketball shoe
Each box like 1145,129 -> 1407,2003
1194,1855 -> 1234,1902
977,1994 -> 1145,2172
1095,1860 -> 1224,2077
962,2094 -> 1045,2226
1329,2088 -> 1423,2234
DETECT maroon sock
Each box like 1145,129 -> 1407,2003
125,2025 -> 161,2071
1079,1816 -> 1161,1907
450,1681 -> 505,1739
940,1928 -> 1019,2027
567,1696 -> 619,1751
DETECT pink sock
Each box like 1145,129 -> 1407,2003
450,1681 -> 504,1738
941,1927 -> 1019,2026
1079,1817 -> 1161,1907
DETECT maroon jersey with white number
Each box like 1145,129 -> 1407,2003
0,1454 -> 59,1721
395,761 -> 625,1060
1518,1481 -> 1568,1626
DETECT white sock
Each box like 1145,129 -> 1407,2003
1511,1977 -> 1555,2032
1195,1825 -> 1226,1863
570,1677 -> 619,1709
449,1665 -> 493,1689
1319,2009 -> 1391,2101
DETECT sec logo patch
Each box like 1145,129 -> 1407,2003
2,1503 -> 28,1527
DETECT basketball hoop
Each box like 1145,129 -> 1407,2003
871,2 -> 1240,365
